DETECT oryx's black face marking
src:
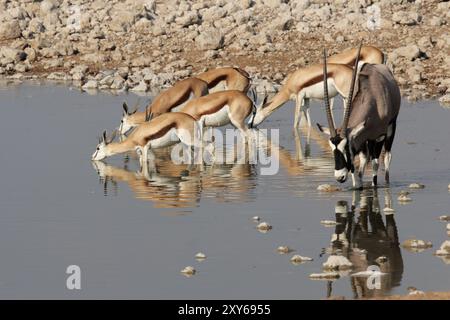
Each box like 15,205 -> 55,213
329,135 -> 352,183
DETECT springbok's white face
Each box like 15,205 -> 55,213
91,141 -> 108,161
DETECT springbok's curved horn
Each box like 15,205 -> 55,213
323,48 -> 336,137
145,107 -> 153,122
341,42 -> 362,137
122,102 -> 129,115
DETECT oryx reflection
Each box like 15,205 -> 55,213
322,187 -> 404,299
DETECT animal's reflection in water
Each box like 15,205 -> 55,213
92,145 -> 258,208
323,188 -> 404,299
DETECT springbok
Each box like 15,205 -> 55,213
316,45 -> 401,188
92,112 -> 201,170
179,89 -> 266,140
195,67 -> 251,93
252,45 -> 384,129
118,77 -> 209,135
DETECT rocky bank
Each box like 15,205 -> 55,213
0,0 -> 449,104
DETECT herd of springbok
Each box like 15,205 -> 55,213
92,43 -> 401,189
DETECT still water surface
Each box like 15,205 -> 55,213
0,81 -> 449,299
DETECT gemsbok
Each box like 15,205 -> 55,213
252,45 -> 384,129
195,67 -> 251,93
316,45 -> 401,189
92,112 -> 201,170
118,77 -> 209,135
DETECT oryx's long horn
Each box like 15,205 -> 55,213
341,42 -> 362,136
323,48 -> 336,137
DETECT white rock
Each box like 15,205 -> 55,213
309,272 -> 340,280
82,80 -> 98,90
320,220 -> 340,226
434,240 -> 450,256
129,81 -> 148,92
195,252 -> 206,260
256,222 -> 272,232
439,215 -> 450,222
195,29 -> 224,50
252,216 -> 260,222
402,239 -> 432,249
409,183 -> 425,189
180,266 -> 196,276
290,254 -> 313,264
317,184 -> 341,192
277,246 -> 292,254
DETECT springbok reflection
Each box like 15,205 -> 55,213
321,187 -> 403,299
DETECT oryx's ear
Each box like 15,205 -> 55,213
122,102 -> 129,116
102,130 -> 107,143
317,123 -> 331,136
349,121 -> 366,139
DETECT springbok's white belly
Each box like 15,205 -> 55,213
302,79 -> 339,100
202,105 -> 231,127
149,128 -> 180,148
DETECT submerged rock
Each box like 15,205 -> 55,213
195,252 -> 206,261
252,216 -> 261,222
290,254 -> 313,264
409,183 -> 425,189
323,255 -> 353,270
277,246 -> 293,254
309,272 -> 340,280
181,266 -> 196,276
438,215 -> 450,222
320,220 -> 340,226
256,222 -> 272,232
434,241 -> 450,256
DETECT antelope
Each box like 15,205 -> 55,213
118,77 -> 209,135
92,112 -> 201,170
179,89 -> 267,140
252,45 -> 385,129
195,67 -> 251,93
316,44 -> 401,189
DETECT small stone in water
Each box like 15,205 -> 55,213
252,216 -> 261,222
320,220 -> 340,226
195,252 -> 206,260
402,239 -> 433,249
434,240 -> 450,256
277,246 -> 292,254
398,194 -> 412,202
181,266 -> 196,276
409,183 -> 425,189
439,215 -> 450,222
290,254 -> 313,264
309,272 -> 340,280
317,184 -> 341,192
256,222 -> 272,232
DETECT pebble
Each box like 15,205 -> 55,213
409,183 -> 425,189
439,215 -> 450,222
383,207 -> 396,214
317,184 -> 341,192
398,194 -> 412,202
277,246 -> 293,254
434,240 -> 450,256
320,220 -> 340,226
309,272 -> 340,280
401,239 -> 433,249
256,222 -> 272,232
180,266 -> 196,276
290,254 -> 313,264
252,216 -> 261,222
195,252 -> 206,260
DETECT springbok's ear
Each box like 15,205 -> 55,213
349,121 -> 366,139
102,130 -> 107,143
122,102 -> 129,116
317,123 -> 331,136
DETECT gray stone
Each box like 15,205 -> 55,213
195,29 -> 224,50
0,20 -> 22,40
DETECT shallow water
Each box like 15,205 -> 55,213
0,82 -> 449,299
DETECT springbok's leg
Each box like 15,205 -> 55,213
294,93 -> 304,129
384,119 -> 397,184
302,98 -> 312,128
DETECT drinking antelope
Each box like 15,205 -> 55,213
92,112 -> 201,170
118,77 -> 209,135
317,45 -> 401,189
195,67 -> 251,93
252,45 -> 384,129
179,89 -> 266,140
